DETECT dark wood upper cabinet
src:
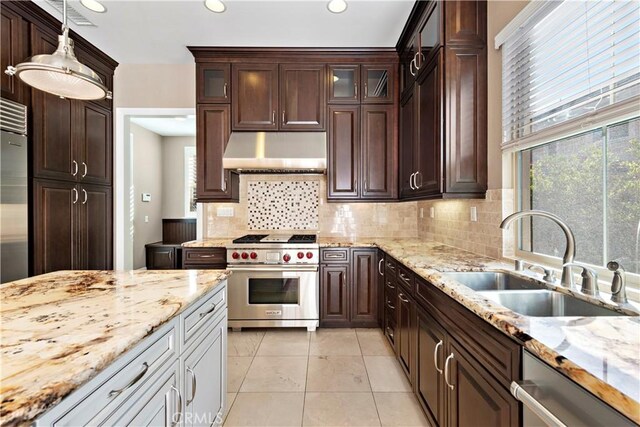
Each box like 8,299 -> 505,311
399,90 -> 416,198
444,0 -> 487,47
33,180 -> 77,275
416,306 -> 447,427
279,64 -> 326,130
1,6 -> 26,102
350,249 -> 378,326
447,339 -> 519,427
232,63 -> 278,130
197,63 -> 230,103
327,106 -> 359,199
444,46 -> 487,195
76,102 -> 112,185
78,184 -> 112,270
74,45 -> 114,109
361,105 -> 397,200
361,64 -> 396,104
320,264 -> 350,327
196,104 -> 239,201
328,64 -> 360,104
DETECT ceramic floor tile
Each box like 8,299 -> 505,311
306,355 -> 371,392
227,357 -> 253,393
363,356 -> 412,392
257,330 -> 311,356
374,393 -> 429,426
303,392 -> 381,426
222,393 -> 237,424
240,356 -> 308,392
228,330 -> 265,357
309,328 -> 361,356
224,392 -> 304,427
356,328 -> 395,356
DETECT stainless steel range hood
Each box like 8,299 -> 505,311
223,132 -> 326,173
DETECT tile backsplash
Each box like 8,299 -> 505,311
204,174 -> 418,238
247,180 -> 319,230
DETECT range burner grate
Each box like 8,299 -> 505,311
232,234 -> 269,244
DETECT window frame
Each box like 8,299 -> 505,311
184,145 -> 197,219
504,105 -> 640,296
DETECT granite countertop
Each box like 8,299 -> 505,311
182,238 -> 233,247
0,269 -> 231,427
186,236 -> 640,422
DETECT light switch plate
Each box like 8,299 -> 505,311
141,193 -> 151,202
144,215 -> 149,223
217,207 -> 234,217
470,206 -> 478,222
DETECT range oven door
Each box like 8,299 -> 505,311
227,265 -> 319,321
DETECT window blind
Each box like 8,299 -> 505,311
502,0 -> 640,146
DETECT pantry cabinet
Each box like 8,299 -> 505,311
0,6 -> 26,102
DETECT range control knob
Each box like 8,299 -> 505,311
232,252 -> 240,259
306,252 -> 314,259
250,252 -> 258,259
283,254 -> 291,263
241,252 -> 249,259
297,252 -> 305,259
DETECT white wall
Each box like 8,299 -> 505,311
114,64 -> 196,108
131,123 -> 163,269
162,136 -> 196,218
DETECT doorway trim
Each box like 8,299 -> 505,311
114,107 -> 202,270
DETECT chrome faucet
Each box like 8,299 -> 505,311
607,261 -> 628,304
500,210 -> 576,288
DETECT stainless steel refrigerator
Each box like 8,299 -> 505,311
1,98 -> 28,283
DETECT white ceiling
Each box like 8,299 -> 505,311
33,0 -> 415,64
130,116 -> 196,136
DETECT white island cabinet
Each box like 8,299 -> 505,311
35,282 -> 227,427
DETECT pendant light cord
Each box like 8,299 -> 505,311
62,0 -> 70,54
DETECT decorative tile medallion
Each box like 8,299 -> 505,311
248,181 -> 319,230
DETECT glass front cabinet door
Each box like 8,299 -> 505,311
197,64 -> 231,103
328,65 -> 360,104
362,64 -> 395,104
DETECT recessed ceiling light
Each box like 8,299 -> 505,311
80,0 -> 106,13
205,0 -> 226,13
327,0 -> 347,14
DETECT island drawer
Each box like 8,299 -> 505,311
320,248 -> 349,263
181,286 -> 226,349
397,265 -> 414,295
385,257 -> 398,277
50,322 -> 178,426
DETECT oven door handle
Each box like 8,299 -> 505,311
228,265 -> 319,272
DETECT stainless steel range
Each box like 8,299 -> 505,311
226,234 -> 319,332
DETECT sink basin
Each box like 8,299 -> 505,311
478,290 -> 634,317
444,271 -> 548,291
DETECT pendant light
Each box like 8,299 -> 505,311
4,0 -> 111,100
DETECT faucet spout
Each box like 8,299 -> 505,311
500,210 -> 576,288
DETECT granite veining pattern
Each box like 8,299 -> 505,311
187,237 -> 640,421
182,238 -> 233,248
0,269 -> 230,427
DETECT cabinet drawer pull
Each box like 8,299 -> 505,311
72,188 -> 78,204
386,300 -> 395,310
409,58 -> 417,77
398,293 -> 409,303
200,302 -> 217,318
386,326 -> 394,339
223,82 -> 228,98
168,251 -> 173,261
186,366 -> 197,405
82,189 -> 88,205
272,110 -> 276,124
354,83 -> 357,97
222,178 -> 227,192
170,385 -> 183,426
324,253 -> 344,259
386,281 -> 395,289
378,259 -> 384,275
409,172 -> 415,190
109,362 -> 148,397
195,254 -> 217,258
81,161 -> 88,178
72,160 -> 78,177
415,171 -> 423,189
434,340 -> 443,374
399,272 -> 410,283
364,81 -> 368,98
386,262 -> 395,271
282,110 -> 286,125
444,353 -> 455,390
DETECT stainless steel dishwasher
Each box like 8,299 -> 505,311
512,350 -> 636,427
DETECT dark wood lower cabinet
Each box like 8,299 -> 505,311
447,340 -> 520,427
145,243 -> 181,269
182,247 -> 227,269
320,248 -> 378,328
397,290 -> 415,381
416,306 -> 447,427
33,180 -> 112,274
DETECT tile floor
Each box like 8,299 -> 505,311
223,328 -> 428,427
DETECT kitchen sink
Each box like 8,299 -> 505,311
444,271 -> 548,291
478,290 -> 635,317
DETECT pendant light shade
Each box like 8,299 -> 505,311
4,0 -> 111,100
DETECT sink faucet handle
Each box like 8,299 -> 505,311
527,263 -> 555,283
563,262 -> 599,297
607,261 -> 627,304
